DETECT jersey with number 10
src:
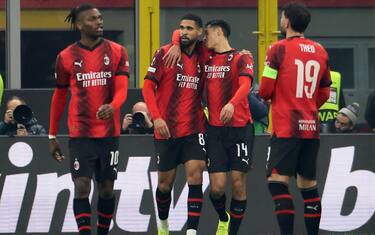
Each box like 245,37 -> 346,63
262,37 -> 331,138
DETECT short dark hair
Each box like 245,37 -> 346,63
282,2 -> 311,33
205,19 -> 231,38
65,4 -> 95,29
181,14 -> 203,28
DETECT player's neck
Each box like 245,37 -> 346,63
182,41 -> 197,55
286,30 -> 304,38
79,35 -> 102,49
214,39 -> 231,53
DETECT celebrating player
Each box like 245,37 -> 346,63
203,19 -> 254,235
259,3 -> 331,235
142,14 -> 206,235
49,4 -> 129,235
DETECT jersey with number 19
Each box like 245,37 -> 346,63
261,37 -> 331,139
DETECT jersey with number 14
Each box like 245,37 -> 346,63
263,37 -> 331,138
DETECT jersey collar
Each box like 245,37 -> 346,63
77,38 -> 104,51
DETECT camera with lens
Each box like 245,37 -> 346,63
13,104 -> 33,125
128,112 -> 148,133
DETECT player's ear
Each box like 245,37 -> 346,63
197,27 -> 203,36
76,21 -> 83,31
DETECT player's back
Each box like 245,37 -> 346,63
271,37 -> 330,138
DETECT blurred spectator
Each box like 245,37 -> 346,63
121,101 -> 153,134
0,96 -> 47,136
322,102 -> 359,133
365,90 -> 375,131
248,84 -> 269,134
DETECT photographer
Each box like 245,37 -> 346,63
121,101 -> 153,134
0,96 -> 46,136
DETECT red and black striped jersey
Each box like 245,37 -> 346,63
205,50 -> 254,127
144,43 -> 206,139
260,37 -> 331,138
54,38 -> 129,137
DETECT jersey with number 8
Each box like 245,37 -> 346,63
260,37 -> 331,138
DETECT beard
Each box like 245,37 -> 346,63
180,37 -> 197,48
280,27 -> 287,38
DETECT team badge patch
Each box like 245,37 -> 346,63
73,158 -> 80,171
104,54 -> 110,66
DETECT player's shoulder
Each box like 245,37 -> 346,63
267,40 -> 286,52
105,39 -> 127,51
59,42 -> 76,56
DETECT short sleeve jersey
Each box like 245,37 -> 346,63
264,37 -> 331,138
205,50 -> 254,127
144,43 -> 205,139
55,38 -> 129,138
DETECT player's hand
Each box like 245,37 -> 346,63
16,124 -> 28,136
154,118 -> 171,138
220,102 -> 235,124
122,113 -> 133,130
239,49 -> 253,59
49,139 -> 65,162
96,104 -> 114,120
163,44 -> 181,68
4,109 -> 13,124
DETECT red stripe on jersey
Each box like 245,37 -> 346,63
188,212 -> 201,217
272,194 -> 293,200
79,226 -> 91,231
187,198 -> 203,203
304,197 -> 321,203
304,213 -> 321,218
275,210 -> 295,215
75,213 -> 91,219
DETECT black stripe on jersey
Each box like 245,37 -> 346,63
115,71 -> 130,77
239,72 -> 253,78
166,67 -> 184,138
145,76 -> 159,86
56,84 -> 69,88
221,54 -> 234,109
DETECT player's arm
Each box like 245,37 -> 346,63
97,47 -> 129,120
49,54 -> 69,162
221,55 -> 254,123
142,49 -> 171,138
163,29 -> 182,68
317,64 -> 332,108
259,45 -> 282,100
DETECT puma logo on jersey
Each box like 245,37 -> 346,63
307,205 -> 320,211
177,62 -> 183,70
74,60 -> 83,67
242,158 -> 249,165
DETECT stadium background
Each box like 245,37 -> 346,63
0,0 -> 374,234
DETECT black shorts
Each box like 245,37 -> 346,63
206,124 -> 254,173
154,133 -> 206,172
69,137 -> 120,182
266,136 -> 320,180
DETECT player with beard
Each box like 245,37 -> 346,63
142,14 -> 206,235
259,3 -> 331,235
49,4 -> 129,235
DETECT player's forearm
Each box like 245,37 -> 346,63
142,80 -> 161,120
172,29 -> 180,45
317,87 -> 330,108
49,88 -> 68,135
229,76 -> 252,106
259,78 -> 275,101
110,75 -> 128,110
